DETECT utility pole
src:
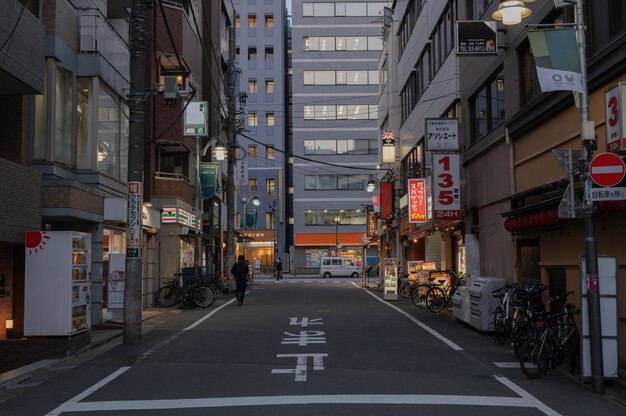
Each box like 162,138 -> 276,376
124,0 -> 147,344
225,26 -> 237,278
573,0 -> 604,395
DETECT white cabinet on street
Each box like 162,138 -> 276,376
25,231 -> 91,336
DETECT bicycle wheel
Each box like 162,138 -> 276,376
155,285 -> 178,308
426,287 -> 446,313
399,280 -> 412,298
193,286 -> 216,308
411,285 -> 428,309
519,338 -> 549,379
494,306 -> 507,345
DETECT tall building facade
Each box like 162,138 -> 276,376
234,0 -> 287,272
290,1 -> 389,271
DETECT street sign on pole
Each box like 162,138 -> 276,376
184,101 -> 208,137
589,152 -> 625,187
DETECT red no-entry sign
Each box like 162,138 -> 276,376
589,152 -> 626,187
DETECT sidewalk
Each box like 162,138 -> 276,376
0,309 -> 164,388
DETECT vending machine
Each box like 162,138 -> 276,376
24,231 -> 91,336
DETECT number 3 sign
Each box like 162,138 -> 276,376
432,153 -> 461,220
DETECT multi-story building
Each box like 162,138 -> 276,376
378,0 -> 465,277
233,0 -> 287,273
0,0 -> 45,340
380,0 -> 625,371
290,0 -> 389,271
143,1 -> 234,285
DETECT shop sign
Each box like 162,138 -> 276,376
162,208 -> 177,223
432,153 -> 461,220
408,179 -> 427,223
605,83 -> 626,152
456,21 -> 497,55
426,119 -> 459,151
127,181 -> 142,250
383,258 -> 398,301
381,130 -> 396,163
366,205 -> 377,238
178,209 -> 191,226
183,101 -> 208,137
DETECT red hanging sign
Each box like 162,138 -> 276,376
408,179 -> 427,223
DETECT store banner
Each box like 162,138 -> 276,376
408,178 -> 427,223
244,207 -> 257,228
366,205 -> 377,238
433,153 -> 461,220
372,194 -> 380,213
528,28 -> 583,93
200,162 -> 219,199
379,182 -> 394,220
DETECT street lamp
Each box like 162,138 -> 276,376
495,0 -> 604,394
195,137 -> 227,283
491,1 -> 532,25
240,194 -> 260,260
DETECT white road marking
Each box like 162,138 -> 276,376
184,296 -> 239,331
45,367 -> 131,416
271,353 -> 328,381
352,282 -> 463,351
495,376 -> 562,416
494,362 -> 522,368
45,393 -> 544,412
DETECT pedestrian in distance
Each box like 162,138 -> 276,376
231,255 -> 249,305
275,257 -> 283,282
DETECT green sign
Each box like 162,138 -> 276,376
244,207 -> 257,228
200,163 -> 219,199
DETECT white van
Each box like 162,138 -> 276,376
319,257 -> 359,278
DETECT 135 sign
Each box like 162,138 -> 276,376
433,153 -> 461,219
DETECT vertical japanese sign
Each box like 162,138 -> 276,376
408,178 -> 427,223
426,119 -> 459,151
244,207 -> 257,228
238,158 -> 248,187
126,181 -> 141,257
605,83 -> 626,152
379,182 -> 394,220
366,205 -> 377,238
183,101 -> 208,136
432,153 -> 461,220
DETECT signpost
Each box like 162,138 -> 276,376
456,21 -> 497,55
589,152 -> 625,187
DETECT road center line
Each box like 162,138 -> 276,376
184,296 -> 239,331
352,282 -> 463,351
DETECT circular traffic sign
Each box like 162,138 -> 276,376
589,152 -> 626,187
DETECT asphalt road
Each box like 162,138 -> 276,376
1,279 -> 624,415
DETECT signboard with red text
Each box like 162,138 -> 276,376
432,153 -> 461,220
408,179 -> 427,223
605,83 -> 626,152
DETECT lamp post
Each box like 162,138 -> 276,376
240,194 -> 260,260
195,138 -> 226,283
493,0 -> 604,394
334,212 -> 341,256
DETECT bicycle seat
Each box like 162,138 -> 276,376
437,279 -> 447,285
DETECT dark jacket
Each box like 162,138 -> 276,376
231,260 -> 249,281
276,261 -> 283,272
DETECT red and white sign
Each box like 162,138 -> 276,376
432,153 -> 461,219
605,83 -> 626,152
589,152 -> 626,187
408,179 -> 427,223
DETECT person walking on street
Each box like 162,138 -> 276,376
231,255 -> 249,305
275,258 -> 283,282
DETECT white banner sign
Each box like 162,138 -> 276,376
432,153 -> 461,220
426,119 -> 459,151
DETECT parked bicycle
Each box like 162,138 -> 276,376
492,283 -> 520,345
424,271 -> 468,313
155,273 -> 216,308
519,291 -> 579,379
509,281 -> 548,356
408,277 -> 443,309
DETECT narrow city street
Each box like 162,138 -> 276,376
1,279 -> 624,416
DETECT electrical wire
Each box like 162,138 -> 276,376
0,1 -> 26,54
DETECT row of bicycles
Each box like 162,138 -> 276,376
491,281 -> 580,379
398,271 -> 467,313
154,272 -> 253,309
